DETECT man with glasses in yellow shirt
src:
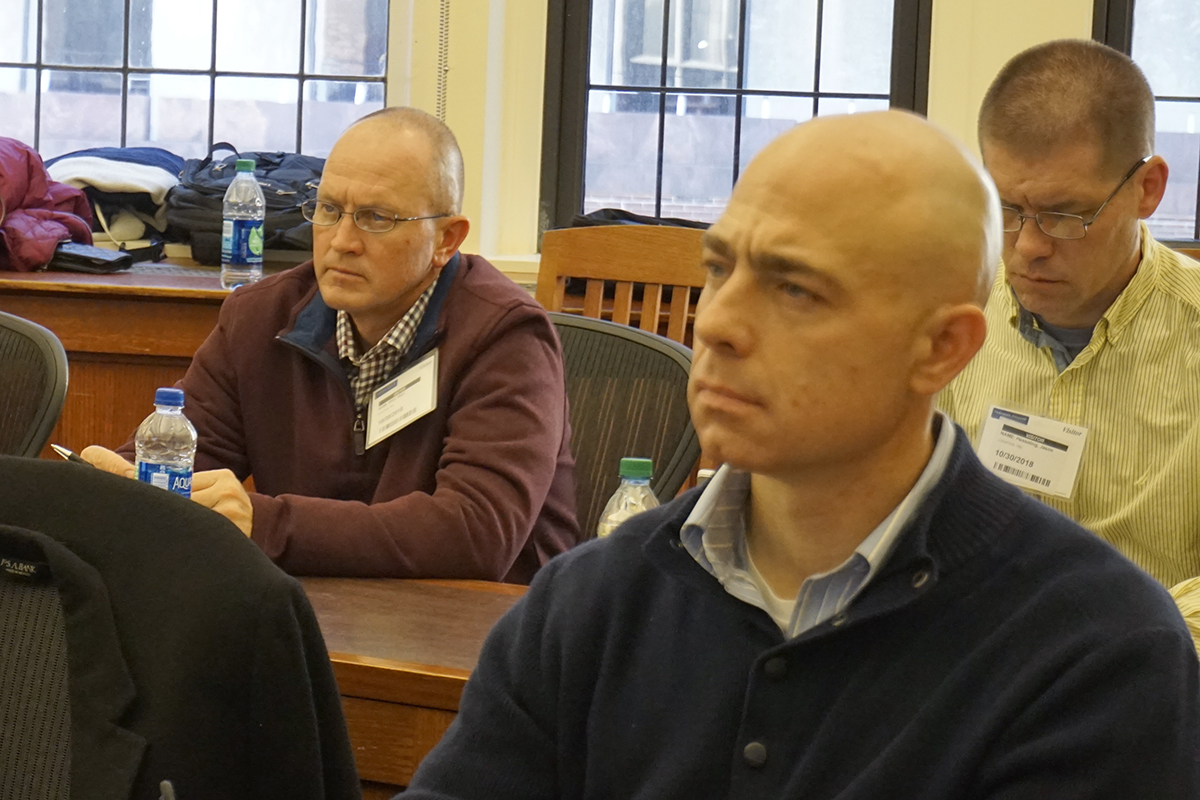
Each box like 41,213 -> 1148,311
940,40 -> 1200,621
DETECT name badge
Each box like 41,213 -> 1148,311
366,349 -> 439,450
976,405 -> 1088,499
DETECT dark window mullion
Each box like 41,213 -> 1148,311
1194,132 -> 1200,240
207,0 -> 218,153
297,0 -> 307,152
730,0 -> 748,186
34,0 -> 44,150
812,0 -> 825,117
0,60 -> 386,82
588,82 -> 886,100
654,0 -> 673,218
120,0 -> 131,147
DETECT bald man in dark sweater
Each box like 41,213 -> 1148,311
404,111 -> 1200,799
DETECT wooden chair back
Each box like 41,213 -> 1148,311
536,225 -> 707,346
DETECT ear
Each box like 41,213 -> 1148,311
1136,156 -> 1169,219
909,303 -> 987,397
432,215 -> 471,267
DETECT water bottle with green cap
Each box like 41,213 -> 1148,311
596,457 -> 660,537
221,158 -> 266,289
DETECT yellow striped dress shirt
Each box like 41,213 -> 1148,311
1169,577 -> 1200,657
939,226 -> 1200,589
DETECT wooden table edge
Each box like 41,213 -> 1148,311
0,275 -> 229,301
328,652 -> 472,712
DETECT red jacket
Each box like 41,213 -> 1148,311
0,138 -> 92,271
122,254 -> 581,582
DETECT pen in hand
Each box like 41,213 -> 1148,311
51,444 -> 96,468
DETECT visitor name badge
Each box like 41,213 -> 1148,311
366,349 -> 439,449
977,405 -> 1088,498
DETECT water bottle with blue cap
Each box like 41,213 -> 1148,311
135,388 -> 197,498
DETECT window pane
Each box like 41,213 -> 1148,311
213,76 -> 299,152
1132,0 -> 1200,98
818,0 -> 892,94
661,93 -> 733,222
744,0 -> 818,92
302,80 -> 384,157
0,0 -> 36,63
40,69 -> 122,158
306,0 -> 388,77
126,73 -> 211,158
216,0 -> 301,74
0,67 -> 36,147
664,0 -> 739,91
589,0 -> 662,88
583,90 -> 662,215
816,96 -> 889,117
1148,100 -> 1200,240
131,0 -> 213,71
740,95 -> 812,175
42,0 -> 124,67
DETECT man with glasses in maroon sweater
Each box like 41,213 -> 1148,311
85,107 -> 580,581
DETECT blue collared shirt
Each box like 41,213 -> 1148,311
680,413 -> 956,638
1012,289 -> 1094,373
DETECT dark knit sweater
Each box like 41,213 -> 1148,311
407,430 -> 1200,799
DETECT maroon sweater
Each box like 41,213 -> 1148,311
121,254 -> 581,582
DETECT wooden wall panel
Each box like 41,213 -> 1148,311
341,696 -> 456,788
42,353 -> 192,455
0,272 -> 225,458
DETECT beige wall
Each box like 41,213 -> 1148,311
927,0 -> 1094,153
385,0 -> 1099,274
387,0 -> 546,282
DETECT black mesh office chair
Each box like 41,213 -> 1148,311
0,311 -> 68,457
0,456 -> 360,799
550,313 -> 700,538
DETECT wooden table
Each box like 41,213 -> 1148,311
301,578 -> 526,797
0,266 -> 229,455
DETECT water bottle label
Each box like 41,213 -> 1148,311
221,218 -> 265,266
137,462 -> 193,498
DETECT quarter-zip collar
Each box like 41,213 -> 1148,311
273,253 -> 462,455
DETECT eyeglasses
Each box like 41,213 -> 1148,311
1000,156 -> 1150,240
300,199 -> 450,233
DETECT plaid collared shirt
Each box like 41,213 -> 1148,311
336,282 -> 437,411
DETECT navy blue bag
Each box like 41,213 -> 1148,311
166,143 -> 324,265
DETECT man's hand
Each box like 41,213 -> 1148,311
190,469 -> 254,537
81,445 -> 136,478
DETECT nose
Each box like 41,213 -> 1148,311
327,211 -> 365,254
693,267 -> 754,359
1011,216 -> 1055,262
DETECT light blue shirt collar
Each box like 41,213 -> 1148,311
681,412 -> 956,636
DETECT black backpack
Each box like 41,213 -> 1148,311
166,143 -> 324,265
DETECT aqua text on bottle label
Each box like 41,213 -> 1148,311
137,462 -> 193,498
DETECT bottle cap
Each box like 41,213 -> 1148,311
154,387 -> 185,407
618,457 -> 653,479
235,158 -> 256,172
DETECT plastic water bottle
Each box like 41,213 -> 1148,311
220,158 -> 265,289
135,388 -> 197,498
596,457 -> 659,537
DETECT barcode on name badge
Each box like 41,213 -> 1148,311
993,462 -> 1051,488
